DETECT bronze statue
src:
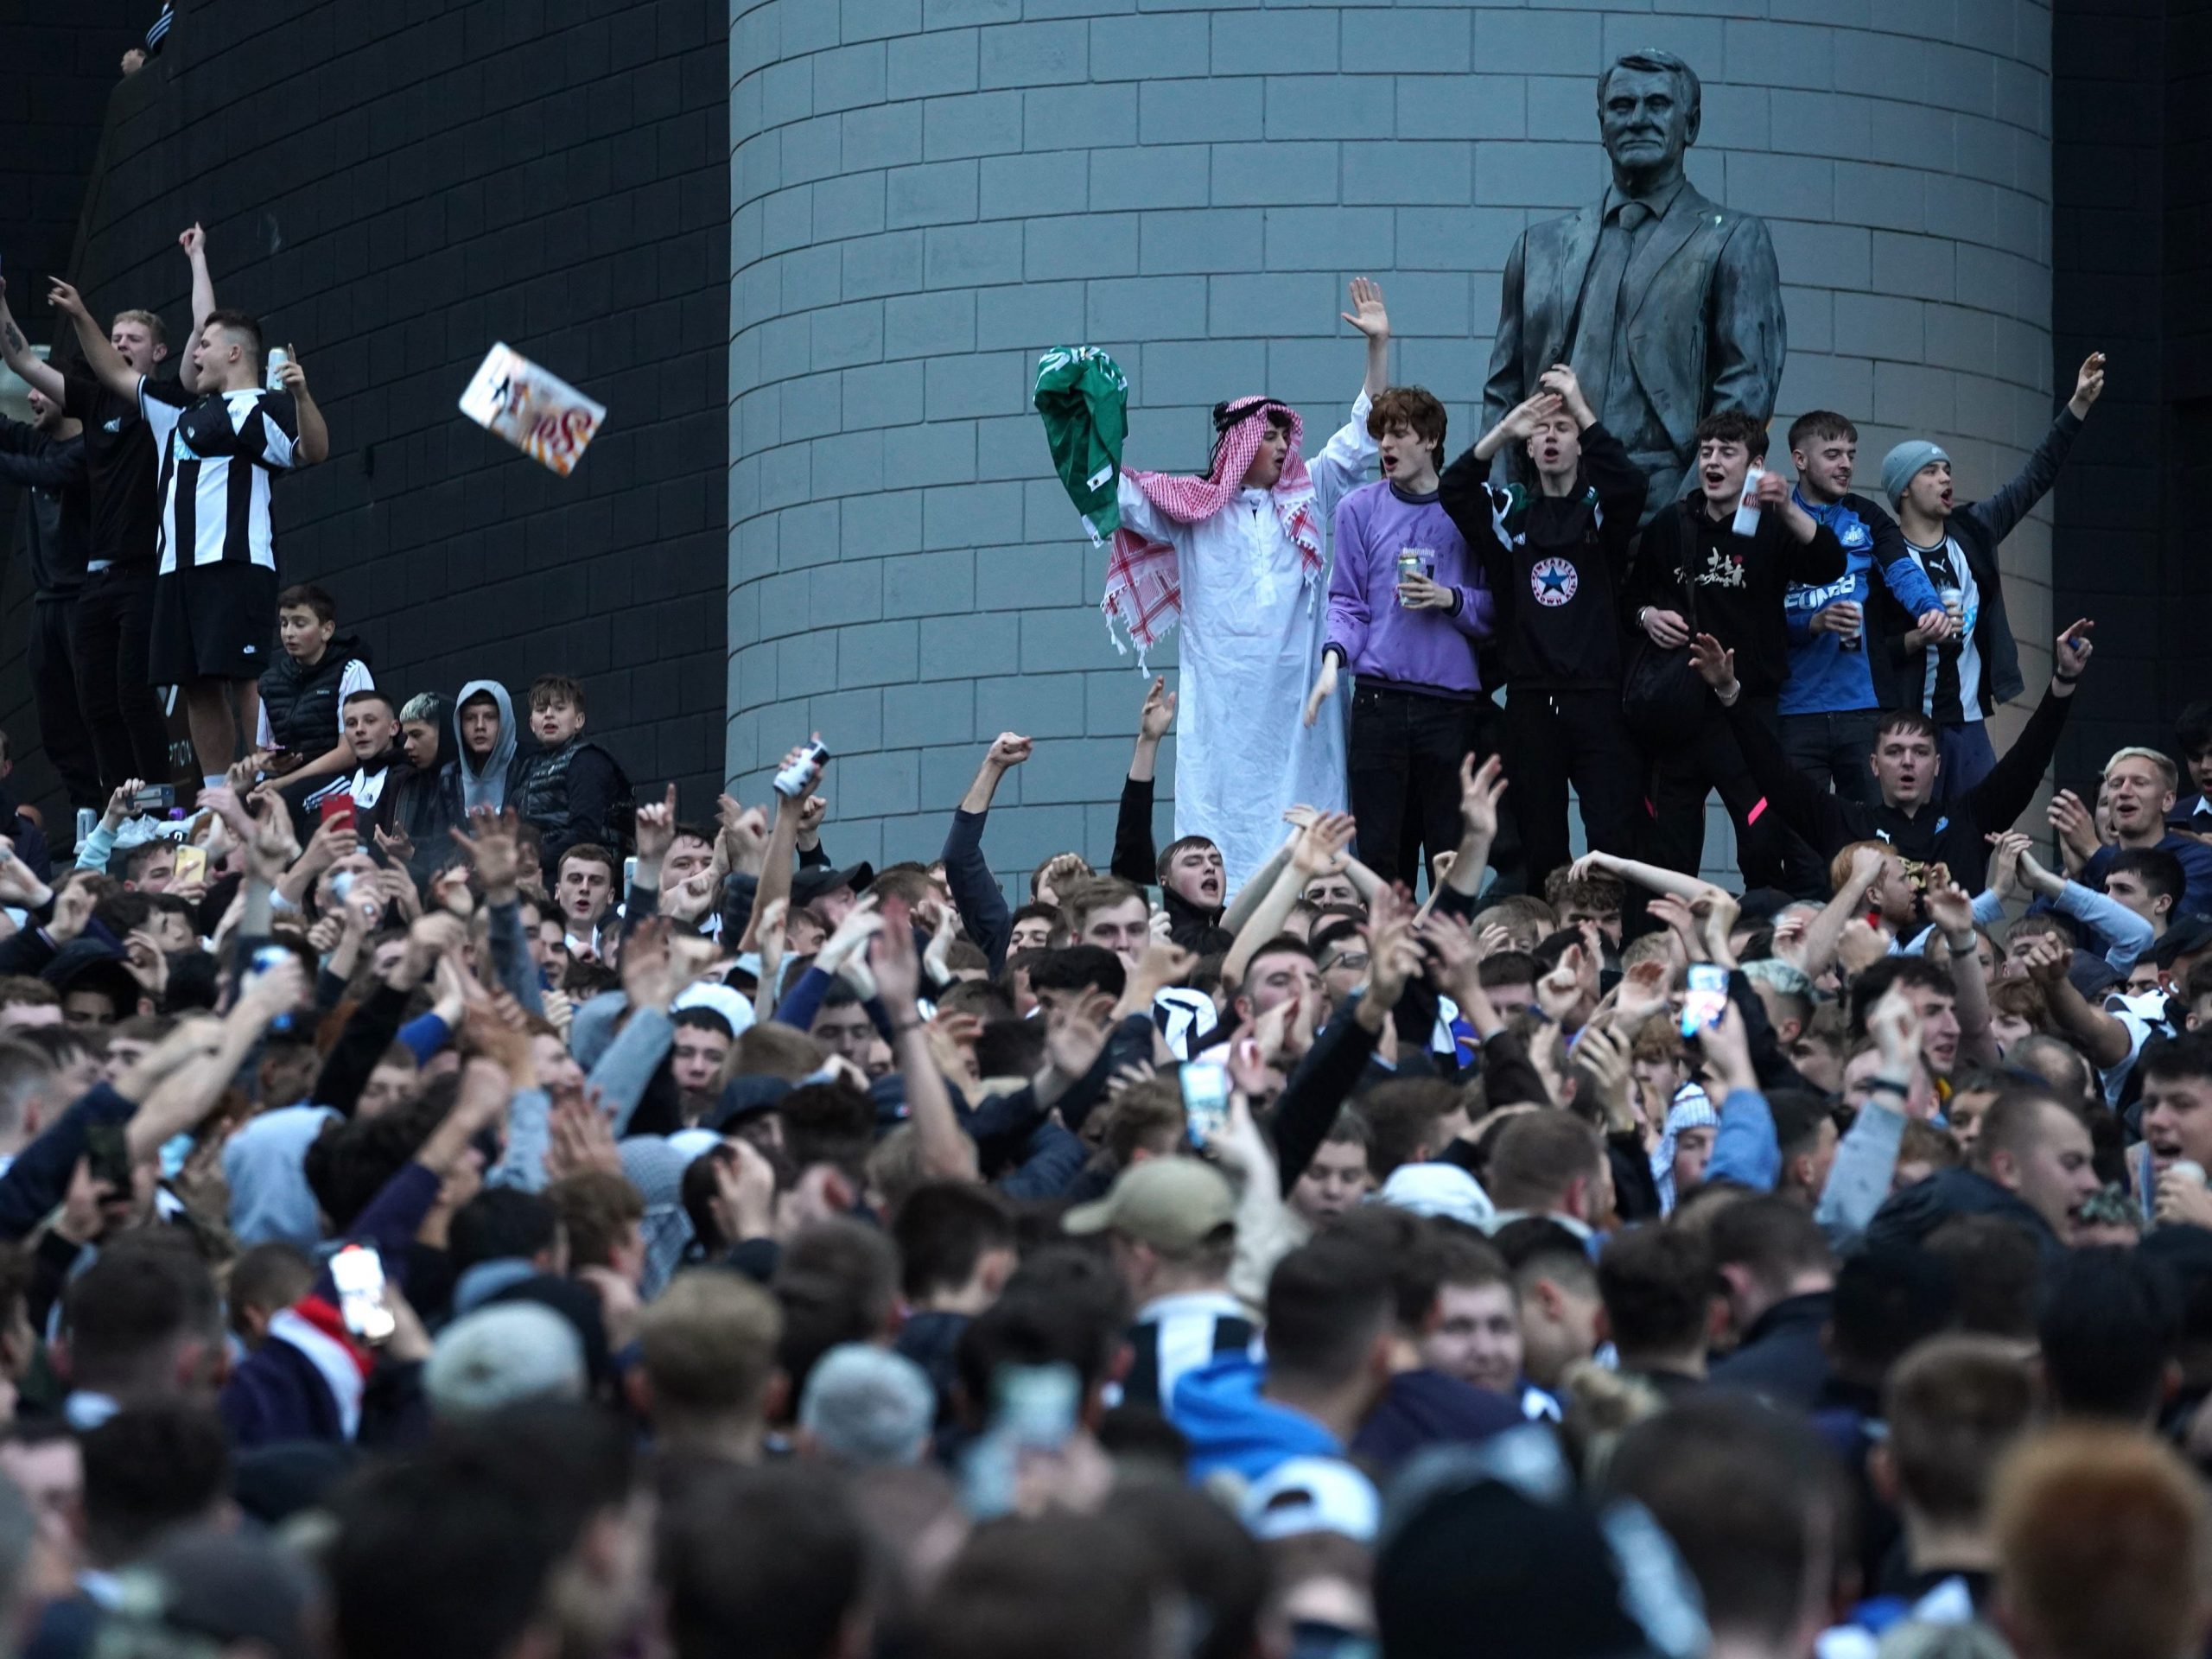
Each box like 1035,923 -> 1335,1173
1482,49 -> 1786,524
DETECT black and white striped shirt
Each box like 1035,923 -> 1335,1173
1122,1290 -> 1256,1414
138,378 -> 300,575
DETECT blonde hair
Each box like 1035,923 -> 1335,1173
2104,747 -> 2179,795
639,1269 -> 783,1414
111,308 -> 166,346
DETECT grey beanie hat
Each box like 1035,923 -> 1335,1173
425,1302 -> 586,1419
798,1343 -> 935,1465
1879,439 -> 1951,508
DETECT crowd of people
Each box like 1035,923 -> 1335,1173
0,217 -> 2209,1659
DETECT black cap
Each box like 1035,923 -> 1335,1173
2156,912 -> 2212,971
791,861 -> 874,909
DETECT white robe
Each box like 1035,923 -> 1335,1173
1115,391 -> 1377,892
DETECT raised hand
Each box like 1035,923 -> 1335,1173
2014,933 -> 2072,988
1500,391 -> 1565,440
1688,632 -> 1736,690
1983,831 -> 2030,903
179,223 -> 206,259
1458,753 -> 1506,843
2071,352 -> 2107,413
1290,811 -> 1357,878
2054,618 -> 2094,680
635,782 -> 678,866
448,807 -> 521,897
1362,887 -> 1422,1011
1341,276 -> 1389,340
1537,363 -> 1590,422
2046,789 -> 2103,874
986,732 -> 1033,771
870,896 -> 923,1010
1923,865 -> 1975,939
46,279 -> 89,321
1139,677 -> 1176,741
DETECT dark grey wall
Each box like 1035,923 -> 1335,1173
0,0 -> 729,829
0,0 -> 148,813
2050,0 -> 2212,789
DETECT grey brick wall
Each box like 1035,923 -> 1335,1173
728,0 -> 2056,892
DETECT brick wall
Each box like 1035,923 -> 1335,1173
0,0 -> 730,831
728,0 -> 2058,895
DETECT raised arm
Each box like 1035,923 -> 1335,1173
1923,873 -> 1998,1069
1344,276 -> 1390,403
1694,632 -> 1855,855
177,224 -> 216,395
1224,814 -> 1353,988
1111,683 -> 1171,882
1962,620 -> 2090,834
0,283 -> 63,404
1787,844 -> 1886,982
946,733 -> 1027,969
2018,934 -> 2136,1071
276,353 -> 329,467
739,740 -> 823,953
1433,754 -> 1507,920
873,898 -> 977,1181
1970,354 -> 2101,544
46,282 -> 137,404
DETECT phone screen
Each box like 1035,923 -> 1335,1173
330,1243 -> 396,1343
1680,963 -> 1730,1039
1180,1060 -> 1231,1148
319,796 -> 357,830
171,845 -> 207,885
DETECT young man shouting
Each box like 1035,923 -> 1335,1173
52,275 -> 329,785
1875,352 -> 2107,794
1440,363 -> 1646,895
1629,411 -> 1845,890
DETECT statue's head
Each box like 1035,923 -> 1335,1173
1596,51 -> 1700,182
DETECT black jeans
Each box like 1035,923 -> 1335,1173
30,596 -> 102,811
1781,708 -> 1880,807
1348,682 -> 1484,889
1503,685 -> 1643,899
73,567 -> 171,791
1643,692 -> 1791,893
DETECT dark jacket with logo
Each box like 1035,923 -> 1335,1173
258,635 -> 371,761
1438,420 -> 1647,691
1723,680 -> 2074,891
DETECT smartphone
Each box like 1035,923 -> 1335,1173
171,844 -> 207,886
994,1362 -> 1078,1450
86,1122 -> 133,1190
319,796 -> 357,830
1680,963 -> 1730,1039
622,855 -> 639,893
1180,1059 -> 1231,1149
129,784 -> 175,812
329,1243 -> 397,1344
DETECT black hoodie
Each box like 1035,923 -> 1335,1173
1111,773 -> 1226,949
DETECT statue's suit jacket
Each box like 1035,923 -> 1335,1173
1482,179 -> 1786,504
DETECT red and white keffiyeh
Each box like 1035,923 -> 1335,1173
1104,397 -> 1321,652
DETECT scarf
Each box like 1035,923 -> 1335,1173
1104,396 -> 1321,653
1650,1085 -> 1719,1215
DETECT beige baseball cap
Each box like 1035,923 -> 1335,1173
1063,1158 -> 1237,1251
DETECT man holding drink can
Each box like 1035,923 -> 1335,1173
1876,352 -> 2107,796
1306,386 -> 1496,887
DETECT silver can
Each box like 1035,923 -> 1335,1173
264,346 -> 290,392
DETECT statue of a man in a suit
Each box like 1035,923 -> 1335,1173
1482,49 -> 1785,525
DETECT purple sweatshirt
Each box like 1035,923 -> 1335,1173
1325,480 -> 1493,697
